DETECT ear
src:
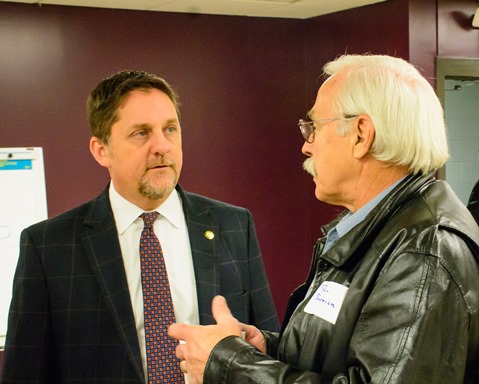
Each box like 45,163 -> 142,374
352,114 -> 375,159
89,136 -> 111,168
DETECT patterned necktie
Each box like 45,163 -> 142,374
140,212 -> 184,383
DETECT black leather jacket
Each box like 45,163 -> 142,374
204,173 -> 479,383
467,180 -> 479,226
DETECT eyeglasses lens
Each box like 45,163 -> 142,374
299,120 -> 314,142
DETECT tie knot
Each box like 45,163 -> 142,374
141,211 -> 159,229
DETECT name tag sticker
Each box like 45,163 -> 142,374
304,281 -> 349,324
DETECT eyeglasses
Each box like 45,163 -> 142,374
298,116 -> 358,143
298,117 -> 341,143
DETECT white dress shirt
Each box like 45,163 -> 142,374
109,183 -> 199,380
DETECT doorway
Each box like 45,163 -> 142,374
436,57 -> 479,204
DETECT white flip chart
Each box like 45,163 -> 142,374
0,147 -> 48,347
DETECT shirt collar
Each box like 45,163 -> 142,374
335,176 -> 406,239
109,183 -> 183,235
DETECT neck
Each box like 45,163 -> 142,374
348,163 -> 409,213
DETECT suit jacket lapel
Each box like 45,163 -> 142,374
177,186 -> 220,325
82,187 -> 145,383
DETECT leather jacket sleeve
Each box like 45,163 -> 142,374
204,336 -> 320,384
262,330 -> 281,357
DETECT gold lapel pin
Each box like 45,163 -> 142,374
204,230 -> 215,240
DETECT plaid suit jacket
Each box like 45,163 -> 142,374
1,185 -> 279,383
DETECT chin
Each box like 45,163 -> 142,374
314,186 -> 326,202
139,179 -> 176,200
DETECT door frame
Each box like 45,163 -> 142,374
436,57 -> 479,179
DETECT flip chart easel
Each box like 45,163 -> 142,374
0,147 -> 48,347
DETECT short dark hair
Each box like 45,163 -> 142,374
86,70 -> 180,143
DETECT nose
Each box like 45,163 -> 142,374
302,141 -> 312,157
151,130 -> 171,155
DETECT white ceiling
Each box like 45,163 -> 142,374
1,0 -> 387,19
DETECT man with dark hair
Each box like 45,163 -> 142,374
1,70 -> 278,384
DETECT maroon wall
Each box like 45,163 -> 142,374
1,0 -> 478,335
409,0 -> 438,82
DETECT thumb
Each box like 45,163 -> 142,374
211,295 -> 233,324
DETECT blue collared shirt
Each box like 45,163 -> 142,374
322,177 -> 406,254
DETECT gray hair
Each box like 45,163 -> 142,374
323,54 -> 449,174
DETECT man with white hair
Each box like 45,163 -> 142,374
169,54 -> 479,384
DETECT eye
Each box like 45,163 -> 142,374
134,130 -> 148,137
165,125 -> 179,135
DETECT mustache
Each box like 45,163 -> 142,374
146,156 -> 175,169
302,158 -> 317,177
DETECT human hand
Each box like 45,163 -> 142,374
239,322 -> 266,353
168,295 -> 242,384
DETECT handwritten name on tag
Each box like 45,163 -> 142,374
304,281 -> 348,324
